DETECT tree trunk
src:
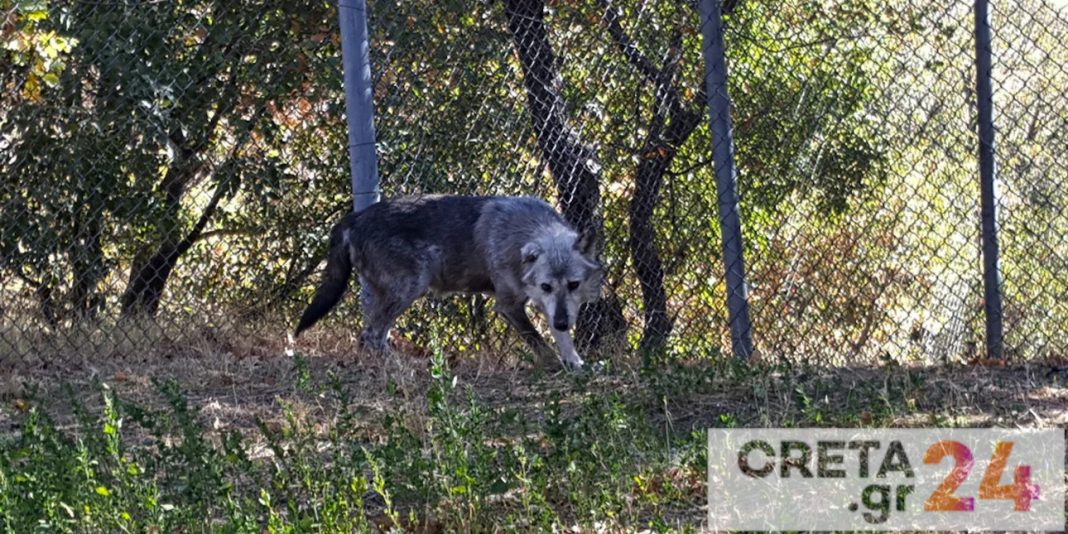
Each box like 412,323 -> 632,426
120,177 -> 226,317
118,24 -> 241,316
599,0 -> 706,352
118,74 -> 240,317
503,0 -> 602,238
629,106 -> 703,351
69,211 -> 106,319
503,0 -> 624,350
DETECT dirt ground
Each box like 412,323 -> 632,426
1,328 -> 1066,531
3,326 -> 1067,439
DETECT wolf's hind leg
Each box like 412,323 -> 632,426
357,278 -> 387,350
359,267 -> 430,352
495,300 -> 556,365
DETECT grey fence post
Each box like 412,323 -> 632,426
698,0 -> 754,360
973,0 -> 1005,359
338,0 -> 380,212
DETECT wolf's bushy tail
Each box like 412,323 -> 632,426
294,220 -> 354,336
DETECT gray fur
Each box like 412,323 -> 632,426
294,194 -> 603,371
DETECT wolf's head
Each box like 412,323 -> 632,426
520,228 -> 603,332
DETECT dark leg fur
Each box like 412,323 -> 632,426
495,300 -> 556,365
358,274 -> 429,351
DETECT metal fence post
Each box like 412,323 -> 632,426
338,0 -> 380,211
698,0 -> 754,360
973,0 -> 1005,359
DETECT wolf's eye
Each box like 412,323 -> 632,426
540,283 -> 553,293
567,281 -> 580,291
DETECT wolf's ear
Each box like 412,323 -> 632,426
574,230 -> 597,258
521,242 -> 542,265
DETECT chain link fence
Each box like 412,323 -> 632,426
2,0 -> 1066,366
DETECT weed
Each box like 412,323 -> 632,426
1,342 -> 1057,531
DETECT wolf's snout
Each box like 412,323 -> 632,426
552,299 -> 570,331
553,316 -> 569,331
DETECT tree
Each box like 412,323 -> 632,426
599,0 -> 705,351
1,0 -> 342,322
503,0 -> 625,350
116,1 -> 338,316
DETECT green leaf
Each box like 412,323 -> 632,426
16,0 -> 48,11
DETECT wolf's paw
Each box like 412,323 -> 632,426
358,331 -> 390,354
561,356 -> 585,373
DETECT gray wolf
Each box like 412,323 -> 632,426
294,195 -> 603,371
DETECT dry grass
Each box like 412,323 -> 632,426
3,322 -> 1067,439
1,323 -> 1067,531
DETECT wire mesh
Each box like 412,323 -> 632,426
1,0 -> 1065,366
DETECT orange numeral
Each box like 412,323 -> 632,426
924,440 -> 975,512
978,441 -> 1040,511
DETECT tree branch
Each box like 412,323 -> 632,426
598,0 -> 661,84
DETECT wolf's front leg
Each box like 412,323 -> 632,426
495,301 -> 557,366
548,328 -> 584,372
